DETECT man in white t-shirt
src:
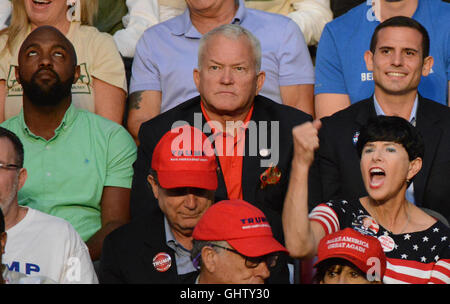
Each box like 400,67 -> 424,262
0,126 -> 98,284
1,208 -> 54,284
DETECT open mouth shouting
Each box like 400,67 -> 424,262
369,167 -> 385,189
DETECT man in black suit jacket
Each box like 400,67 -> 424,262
99,126 -> 218,283
116,24 -> 311,284
100,126 -> 291,284
129,24 -> 312,240
99,208 -> 199,284
314,16 -> 450,222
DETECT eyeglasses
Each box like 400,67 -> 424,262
0,163 -> 21,171
209,244 -> 279,269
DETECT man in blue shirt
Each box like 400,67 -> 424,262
126,0 -> 315,143
314,0 -> 450,119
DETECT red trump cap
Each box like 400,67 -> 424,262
314,228 -> 387,280
151,125 -> 218,190
193,199 -> 288,257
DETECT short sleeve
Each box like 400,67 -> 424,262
89,32 -> 128,93
277,19 -> 315,86
309,202 -> 341,235
129,31 -> 162,94
63,222 -> 99,284
314,24 -> 347,95
0,56 -> 7,81
0,34 -> 10,81
429,258 -> 450,284
309,200 -> 357,235
104,126 -> 137,188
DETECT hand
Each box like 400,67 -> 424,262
292,119 -> 322,166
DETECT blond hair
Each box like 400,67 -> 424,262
0,0 -> 98,54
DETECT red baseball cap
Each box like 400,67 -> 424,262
151,125 -> 218,190
193,199 -> 288,257
314,228 -> 387,279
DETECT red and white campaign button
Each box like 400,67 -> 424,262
153,252 -> 172,272
378,235 -> 396,252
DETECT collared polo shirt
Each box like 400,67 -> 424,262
130,0 -> 314,113
201,102 -> 254,200
0,105 -> 137,241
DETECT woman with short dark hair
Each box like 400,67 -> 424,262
283,116 -> 450,284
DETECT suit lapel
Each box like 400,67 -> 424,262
346,98 -> 376,197
214,155 -> 229,202
140,212 -> 178,277
241,97 -> 269,200
196,96 -> 269,202
355,97 -> 377,128
413,97 -> 442,204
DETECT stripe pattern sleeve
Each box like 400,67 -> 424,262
309,203 -> 340,235
383,258 -> 450,284
430,259 -> 450,284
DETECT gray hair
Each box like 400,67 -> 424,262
191,240 -> 229,270
197,24 -> 262,73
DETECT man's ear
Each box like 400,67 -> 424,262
201,246 -> 218,273
364,50 -> 374,72
193,68 -> 200,91
17,168 -> 27,191
0,232 -> 7,255
255,71 -> 265,95
15,66 -> 21,85
73,65 -> 81,84
147,175 -> 159,200
421,56 -> 434,77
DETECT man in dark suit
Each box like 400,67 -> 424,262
99,126 -> 218,283
100,125 -> 291,283
104,24 -> 309,283
314,16 -> 450,222
129,24 -> 312,241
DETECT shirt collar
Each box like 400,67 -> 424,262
373,94 -> 418,126
164,216 -> 191,253
233,0 -> 246,24
200,101 -> 254,139
164,216 -> 177,247
172,0 -> 245,38
20,104 -> 79,141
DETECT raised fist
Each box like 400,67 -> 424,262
292,119 -> 322,167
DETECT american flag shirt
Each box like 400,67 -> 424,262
309,199 -> 450,284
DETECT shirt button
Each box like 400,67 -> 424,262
45,146 -> 51,150
46,172 -> 51,177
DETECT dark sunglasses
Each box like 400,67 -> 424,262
209,244 -> 280,269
